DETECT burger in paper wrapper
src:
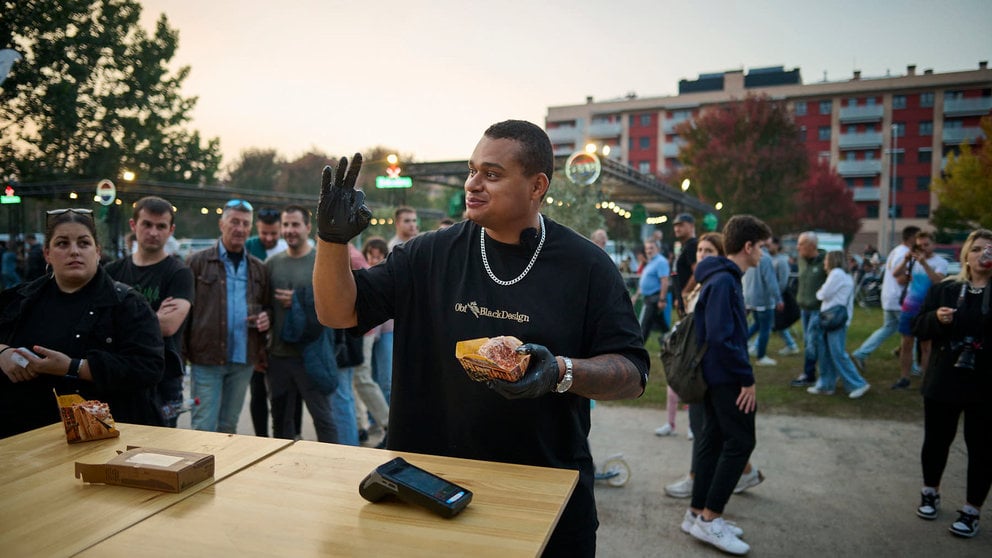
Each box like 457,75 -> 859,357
456,336 -> 531,382
55,391 -> 120,443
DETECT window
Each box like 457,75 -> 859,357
865,151 -> 875,160
847,98 -> 858,107
892,122 -> 906,137
866,204 -> 879,218
893,177 -> 904,191
893,95 -> 907,109
944,119 -> 963,129
847,125 -> 857,134
916,176 -> 930,191
640,114 -> 652,127
628,137 -> 635,151
819,100 -> 833,115
889,204 -> 902,218
919,121 -> 933,136
638,161 -> 651,174
845,151 -> 856,161
845,178 -> 856,188
818,126 -> 831,141
945,90 -> 964,100
866,97 -> 877,106
794,101 -> 807,116
893,152 -> 905,164
918,149 -> 932,163
915,204 -> 930,218
629,115 -> 636,127
639,137 -> 650,149
920,92 -> 934,107
863,179 -> 875,188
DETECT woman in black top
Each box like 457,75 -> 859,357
0,209 -> 164,438
912,229 -> 992,538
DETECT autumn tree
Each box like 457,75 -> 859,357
794,160 -> 860,243
676,94 -> 808,233
0,0 -> 221,183
931,116 -> 992,230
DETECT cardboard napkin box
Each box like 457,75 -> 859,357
55,391 -> 120,443
75,446 -> 215,492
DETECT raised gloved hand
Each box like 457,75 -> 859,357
488,343 -> 560,399
317,154 -> 372,244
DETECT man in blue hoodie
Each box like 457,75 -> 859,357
685,214 -> 771,556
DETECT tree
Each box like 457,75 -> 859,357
540,175 -> 605,239
931,116 -> 992,230
676,94 -> 808,233
0,0 -> 221,183
794,160 -> 860,243
226,149 -> 284,191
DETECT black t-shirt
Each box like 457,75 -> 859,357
674,236 -> 698,309
352,217 -> 649,543
104,255 -> 194,379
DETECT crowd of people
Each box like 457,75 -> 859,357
0,119 -> 988,555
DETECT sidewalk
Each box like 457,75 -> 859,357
590,405 -> 991,557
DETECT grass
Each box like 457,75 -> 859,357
607,306 -> 926,423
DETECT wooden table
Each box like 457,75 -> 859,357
81,441 -> 578,557
0,423 -> 292,557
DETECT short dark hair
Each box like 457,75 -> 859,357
362,236 -> 389,259
722,214 -> 772,255
902,225 -> 922,242
133,196 -> 175,225
282,204 -> 311,223
257,207 -> 281,224
483,120 -> 554,182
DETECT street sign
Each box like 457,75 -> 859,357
97,179 -> 116,206
376,176 -> 413,189
1,184 -> 19,204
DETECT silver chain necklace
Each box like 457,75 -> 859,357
480,214 -> 546,286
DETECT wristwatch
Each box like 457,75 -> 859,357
555,356 -> 573,393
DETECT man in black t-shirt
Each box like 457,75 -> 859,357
672,213 -> 698,318
312,120 -> 648,557
105,196 -> 194,426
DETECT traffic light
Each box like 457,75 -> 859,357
386,154 -> 401,178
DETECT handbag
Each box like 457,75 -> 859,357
818,305 -> 847,332
774,289 -> 801,331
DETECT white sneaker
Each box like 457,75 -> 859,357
682,510 -> 744,537
654,424 -> 676,437
734,467 -> 765,494
848,384 -> 871,399
690,516 -> 750,555
687,428 -> 695,441
777,346 -> 800,355
755,356 -> 777,366
665,474 -> 694,498
747,345 -> 757,357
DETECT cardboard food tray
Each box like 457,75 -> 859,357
455,338 -> 529,382
55,391 -> 120,444
75,446 -> 215,493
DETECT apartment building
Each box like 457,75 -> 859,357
545,62 -> 992,251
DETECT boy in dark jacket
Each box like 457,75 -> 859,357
685,214 -> 771,556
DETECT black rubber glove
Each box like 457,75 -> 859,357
317,153 -> 372,244
488,343 -> 560,399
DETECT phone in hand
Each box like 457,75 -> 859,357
11,347 -> 40,368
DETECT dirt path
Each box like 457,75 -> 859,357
589,404 -> 991,557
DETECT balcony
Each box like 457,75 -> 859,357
547,126 -> 580,143
663,116 -> 692,134
837,159 -> 882,176
942,126 -> 985,145
839,104 -> 884,123
662,139 -> 685,158
852,187 -> 880,202
943,96 -> 992,117
587,121 -> 622,138
838,131 -> 883,150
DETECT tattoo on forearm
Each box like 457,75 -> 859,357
574,354 -> 644,400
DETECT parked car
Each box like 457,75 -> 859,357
175,238 -> 216,260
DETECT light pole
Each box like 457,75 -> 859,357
890,123 -> 898,253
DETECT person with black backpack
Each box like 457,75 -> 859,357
682,215 -> 771,556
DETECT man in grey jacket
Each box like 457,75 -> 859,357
743,247 -> 782,366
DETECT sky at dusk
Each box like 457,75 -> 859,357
139,0 -> 992,170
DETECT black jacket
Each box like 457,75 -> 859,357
913,279 -> 992,404
0,268 -> 165,438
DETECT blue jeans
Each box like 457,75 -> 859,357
746,309 -> 775,358
331,367 -> 358,445
853,310 -> 900,360
372,331 -> 393,404
816,325 -> 868,393
800,310 -> 820,381
190,363 -> 254,433
778,328 -> 798,350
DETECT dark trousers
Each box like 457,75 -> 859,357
688,403 -> 705,473
639,293 -> 669,342
691,384 -> 756,514
922,397 -> 992,507
251,370 -> 304,437
267,355 -> 338,443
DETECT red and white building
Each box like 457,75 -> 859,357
545,62 -> 992,251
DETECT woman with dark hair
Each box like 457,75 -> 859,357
0,209 -> 164,438
913,229 -> 992,538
